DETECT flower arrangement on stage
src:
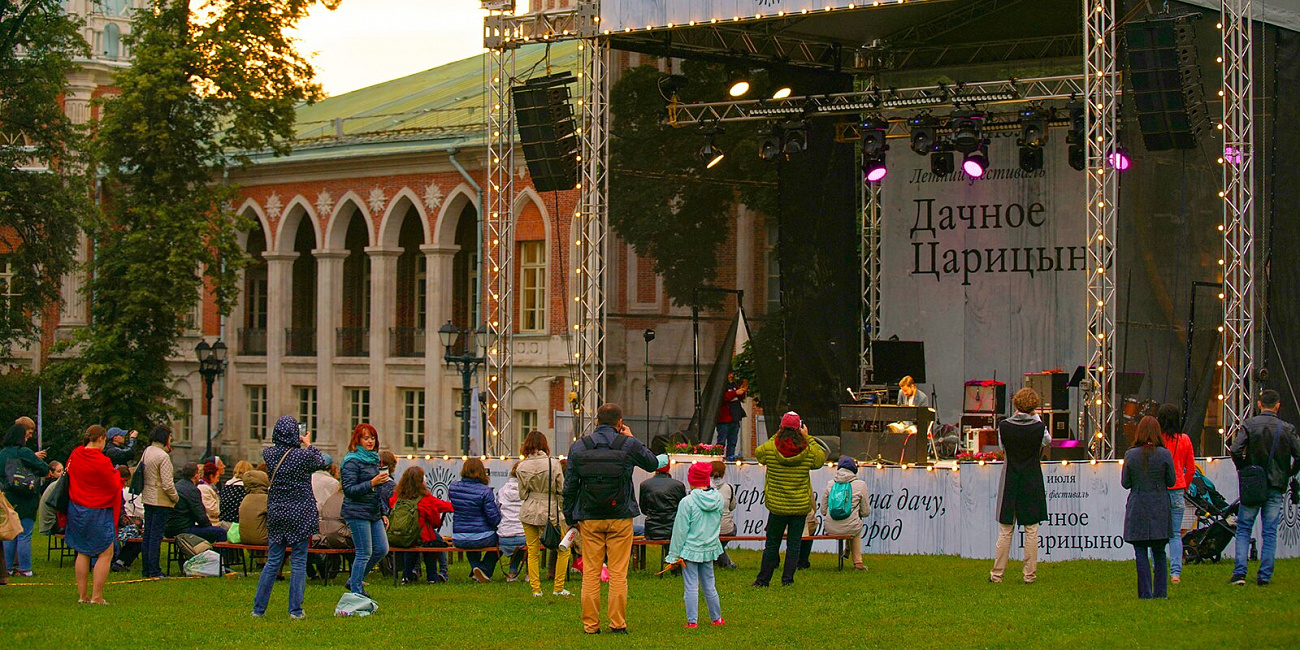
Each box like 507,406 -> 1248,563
671,443 -> 725,456
956,451 -> 1005,463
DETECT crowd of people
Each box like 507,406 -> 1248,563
1,388 -> 1297,628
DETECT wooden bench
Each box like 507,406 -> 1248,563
49,534 -> 176,572
211,542 -> 354,585
386,545 -> 503,586
631,534 -> 854,572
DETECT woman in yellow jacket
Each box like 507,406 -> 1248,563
752,412 -> 825,587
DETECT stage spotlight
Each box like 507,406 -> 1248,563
908,113 -> 937,156
860,116 -> 889,155
727,68 -> 751,97
700,136 -> 725,168
930,150 -> 955,176
1066,101 -> 1085,171
949,110 -> 985,154
962,146 -> 989,178
658,73 -> 689,98
782,119 -> 809,155
758,125 -> 783,161
1108,148 -> 1131,171
1018,107 -> 1048,147
863,152 -> 888,182
772,85 -> 792,100
1019,145 -> 1044,173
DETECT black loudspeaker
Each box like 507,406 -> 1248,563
1123,16 -> 1208,151
511,72 -> 579,192
1024,372 -> 1069,411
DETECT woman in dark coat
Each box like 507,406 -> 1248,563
449,458 -> 502,583
990,387 -> 1050,584
1,423 -> 50,577
252,416 -> 332,619
339,423 -> 391,597
1122,416 -> 1176,599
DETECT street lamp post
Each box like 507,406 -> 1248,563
438,321 -> 486,455
194,339 -> 228,458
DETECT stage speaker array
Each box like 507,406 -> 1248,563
1123,15 -> 1209,151
511,72 -> 579,192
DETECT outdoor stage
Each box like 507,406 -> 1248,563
395,456 -> 1300,562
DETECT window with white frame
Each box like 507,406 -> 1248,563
765,226 -> 781,313
174,398 -> 193,444
0,258 -> 15,315
182,298 -> 201,332
402,389 -> 426,449
515,409 -> 539,448
519,241 -> 546,333
297,387 -> 318,434
247,386 -> 268,440
348,387 -> 371,430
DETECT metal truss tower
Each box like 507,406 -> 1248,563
573,36 -> 610,435
484,10 -> 517,455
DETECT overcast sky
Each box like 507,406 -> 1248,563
293,1 -> 488,97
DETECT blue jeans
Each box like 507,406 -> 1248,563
682,560 -> 722,624
2,518 -> 34,572
715,422 -> 741,459
499,534 -> 526,574
1133,540 -> 1168,599
1234,490 -> 1285,582
1168,489 -> 1186,576
459,533 -> 499,579
141,505 -> 170,577
346,518 -> 389,593
253,540 -> 309,617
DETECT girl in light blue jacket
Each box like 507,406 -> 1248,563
665,462 -> 725,628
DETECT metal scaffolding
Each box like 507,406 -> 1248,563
860,180 -> 881,388
573,37 -> 611,435
1220,0 -> 1256,452
484,34 -> 516,455
1083,0 -> 1119,459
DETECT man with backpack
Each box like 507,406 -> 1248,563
563,403 -> 667,635
1229,389 -> 1300,586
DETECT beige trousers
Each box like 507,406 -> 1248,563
578,519 -> 633,633
990,522 -> 1039,582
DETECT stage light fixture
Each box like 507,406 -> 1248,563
949,110 -> 985,154
726,68 -> 751,97
1019,145 -> 1045,173
758,124 -> 784,161
1108,148 -> 1131,171
658,73 -> 689,98
772,86 -> 792,100
962,145 -> 989,178
908,113 -> 937,156
700,136 -> 725,168
1066,100 -> 1085,171
930,150 -> 955,176
1018,107 -> 1049,147
860,116 -> 889,156
782,119 -> 809,155
863,152 -> 888,182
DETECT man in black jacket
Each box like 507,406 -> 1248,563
103,428 -> 138,466
1229,389 -> 1300,586
166,463 -> 227,543
639,465 -> 685,541
563,403 -> 666,635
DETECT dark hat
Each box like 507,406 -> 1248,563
837,456 -> 858,473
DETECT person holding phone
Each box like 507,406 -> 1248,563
2,423 -> 50,577
340,422 -> 391,597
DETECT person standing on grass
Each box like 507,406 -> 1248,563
1122,416 -> 1175,599
139,425 -> 178,579
666,462 -> 726,629
450,457 -> 503,583
340,423 -> 391,597
821,456 -> 872,571
711,460 -> 739,570
563,402 -> 667,635
516,430 -> 572,597
252,416 -> 332,619
1156,403 -> 1195,585
752,412 -> 826,588
1,422 -> 50,577
1229,389 -> 1300,587
990,387 -> 1050,584
103,428 -> 139,466
65,426 -> 124,604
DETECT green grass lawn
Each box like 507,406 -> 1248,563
2,535 -> 1297,648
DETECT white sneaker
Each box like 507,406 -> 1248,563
533,591 -> 544,597
552,589 -> 571,597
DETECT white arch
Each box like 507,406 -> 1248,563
236,198 -> 272,251
274,196 -> 321,253
433,183 -> 479,247
324,193 -> 374,250
378,187 -> 430,249
512,187 -> 553,244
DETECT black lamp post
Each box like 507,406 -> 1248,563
439,320 -> 486,455
195,339 -> 228,458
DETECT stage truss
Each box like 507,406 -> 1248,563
484,33 -> 516,455
481,1 -> 1257,457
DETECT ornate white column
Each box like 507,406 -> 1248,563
263,252 -> 297,421
314,249 -> 347,451
421,244 -> 459,452
366,247 -> 401,437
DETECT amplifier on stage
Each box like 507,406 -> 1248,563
1025,372 -> 1069,410
963,380 -> 1006,414
960,412 -> 1002,429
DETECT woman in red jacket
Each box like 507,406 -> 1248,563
389,466 -> 453,584
1156,404 -> 1195,584
65,425 -> 124,604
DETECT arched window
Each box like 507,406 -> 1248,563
102,22 -> 120,58
103,0 -> 129,16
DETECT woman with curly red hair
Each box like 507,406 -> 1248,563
340,423 -> 392,597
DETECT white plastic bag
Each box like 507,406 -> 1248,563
334,592 -> 379,617
183,550 -> 222,577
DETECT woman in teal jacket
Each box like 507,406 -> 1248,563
2,423 -> 50,576
666,462 -> 725,628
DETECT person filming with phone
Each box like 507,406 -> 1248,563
340,422 -> 392,597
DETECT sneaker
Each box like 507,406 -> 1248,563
552,589 -> 571,596
428,574 -> 447,584
609,628 -> 628,635
583,629 -> 600,635
1231,575 -> 1247,586
17,571 -> 33,578
751,580 -> 769,588
685,623 -> 698,629
250,612 -> 264,618
1257,579 -> 1270,587
506,571 -> 519,583
533,591 -> 544,597
289,613 -> 306,620
853,564 -> 867,571
712,619 -> 726,627
472,567 -> 490,584
1170,575 -> 1180,584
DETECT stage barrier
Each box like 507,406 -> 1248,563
393,457 -> 1300,562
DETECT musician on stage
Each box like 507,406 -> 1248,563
888,376 -> 930,435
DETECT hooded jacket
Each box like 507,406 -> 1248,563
516,452 -> 565,526
821,468 -> 872,537
340,452 -> 386,522
496,477 -> 525,538
712,478 -> 738,536
237,470 -> 270,546
639,473 -> 687,540
262,417 -> 333,546
449,479 -> 502,542
755,432 -> 826,516
665,487 -> 724,564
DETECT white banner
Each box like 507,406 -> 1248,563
394,456 -> 1300,562
600,1 -> 865,33
879,134 -> 1087,423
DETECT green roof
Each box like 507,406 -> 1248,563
257,42 -> 580,163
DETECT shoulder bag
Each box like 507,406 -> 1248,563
1239,425 -> 1281,508
539,457 -> 563,550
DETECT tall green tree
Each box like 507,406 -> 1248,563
50,0 -> 339,427
0,1 -> 90,351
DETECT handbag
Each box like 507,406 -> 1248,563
1239,425 -> 1281,508
539,457 -> 563,550
0,490 -> 23,541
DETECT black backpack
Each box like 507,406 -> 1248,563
571,434 -> 631,520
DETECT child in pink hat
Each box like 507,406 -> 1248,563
665,462 -> 726,628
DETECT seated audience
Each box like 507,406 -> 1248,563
496,465 -> 527,581
237,470 -> 270,546
640,463 -> 687,540
113,465 -> 144,572
166,463 -> 227,543
388,466 -> 453,584
219,460 -> 254,525
197,462 -> 223,526
449,458 -> 502,583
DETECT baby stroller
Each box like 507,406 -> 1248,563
1181,467 -> 1240,564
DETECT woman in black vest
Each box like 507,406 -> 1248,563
990,387 -> 1049,583
1122,416 -> 1175,598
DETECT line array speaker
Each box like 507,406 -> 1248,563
1123,15 -> 1208,151
511,72 -> 579,193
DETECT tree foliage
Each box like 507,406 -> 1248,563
49,0 -> 337,427
0,1 -> 91,351
608,62 -> 777,306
